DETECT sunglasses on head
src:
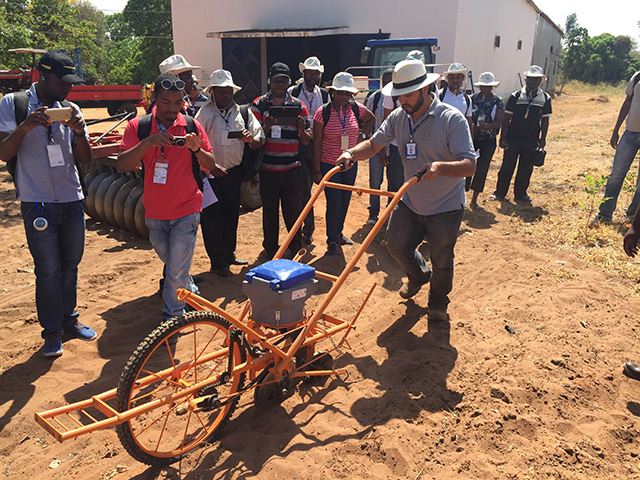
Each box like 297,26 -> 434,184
335,90 -> 353,97
160,78 -> 186,90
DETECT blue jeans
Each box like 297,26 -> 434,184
368,145 -> 404,219
386,201 -> 464,310
146,213 -> 200,321
597,130 -> 640,220
321,161 -> 358,245
21,200 -> 85,337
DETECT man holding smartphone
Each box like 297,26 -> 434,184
195,69 -> 264,277
0,50 -> 95,357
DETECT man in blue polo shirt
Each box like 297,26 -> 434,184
0,51 -> 96,357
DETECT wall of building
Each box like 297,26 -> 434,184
171,0 -> 461,85
531,15 -> 563,91
454,0 -> 540,98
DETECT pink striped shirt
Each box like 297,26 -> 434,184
314,102 -> 365,165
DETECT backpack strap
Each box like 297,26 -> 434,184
321,102 -> 331,130
238,104 -> 250,127
292,83 -> 304,98
464,93 -> 471,110
439,89 -> 446,102
7,92 -> 30,181
371,90 -> 382,115
137,114 -> 153,141
320,88 -> 329,103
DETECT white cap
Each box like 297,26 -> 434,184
299,56 -> 324,74
524,65 -> 546,78
474,71 -> 500,87
206,69 -> 242,93
328,72 -> 359,94
159,54 -> 200,75
444,62 -> 467,77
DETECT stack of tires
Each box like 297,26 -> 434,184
83,164 -> 148,240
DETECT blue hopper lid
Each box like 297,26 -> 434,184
245,259 -> 315,291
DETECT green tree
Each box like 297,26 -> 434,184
0,1 -> 34,69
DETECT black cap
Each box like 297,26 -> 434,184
38,51 -> 84,84
269,62 -> 291,80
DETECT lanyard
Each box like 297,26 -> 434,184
302,88 -> 315,113
270,92 -> 290,106
157,122 -> 167,160
32,94 -> 54,143
334,104 -> 348,134
408,114 -> 428,142
217,108 -> 232,129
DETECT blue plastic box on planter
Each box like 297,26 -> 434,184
243,259 -> 318,328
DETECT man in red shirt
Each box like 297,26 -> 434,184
118,73 -> 224,321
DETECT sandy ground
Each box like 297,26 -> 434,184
2,94 -> 640,480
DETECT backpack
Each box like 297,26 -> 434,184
8,92 -> 86,195
321,99 -> 362,131
136,113 -> 204,191
439,88 -> 471,111
291,83 -> 329,104
238,104 -> 264,182
631,71 -> 640,98
370,90 -> 383,115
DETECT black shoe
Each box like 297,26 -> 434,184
338,235 -> 353,246
326,243 -> 340,256
192,273 -> 205,284
213,267 -> 233,277
515,195 -> 532,202
489,194 -> 504,201
624,362 -> 640,381
230,257 -> 248,266
302,233 -> 313,244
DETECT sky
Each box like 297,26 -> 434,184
88,0 -> 640,43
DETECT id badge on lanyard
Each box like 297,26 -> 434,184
405,141 -> 417,160
46,125 -> 65,167
154,162 -> 168,184
341,134 -> 350,151
271,125 -> 282,139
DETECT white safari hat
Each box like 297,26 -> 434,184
328,72 -> 359,94
299,56 -> 324,74
444,62 -> 467,77
206,69 -> 242,93
474,71 -> 500,87
405,50 -> 425,63
159,54 -> 201,75
524,65 -> 546,78
382,60 -> 441,97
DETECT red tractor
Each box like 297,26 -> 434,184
0,48 -> 45,94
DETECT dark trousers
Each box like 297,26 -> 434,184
259,167 -> 303,255
386,202 -> 464,310
298,142 -> 315,236
21,200 -> 85,337
201,166 -> 243,270
493,138 -> 537,199
466,137 -> 497,193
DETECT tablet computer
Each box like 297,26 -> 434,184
268,105 -> 302,125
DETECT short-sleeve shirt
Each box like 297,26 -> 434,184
365,90 -> 386,131
439,89 -> 472,117
504,87 -> 552,142
471,92 -> 505,140
120,112 -> 212,220
195,101 -> 265,170
288,84 -> 326,126
0,83 -> 88,203
625,72 -> 640,132
314,102 -> 366,165
371,95 -> 475,216
251,92 -> 309,171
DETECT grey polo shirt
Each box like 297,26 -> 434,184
371,94 -> 474,216
0,83 -> 87,203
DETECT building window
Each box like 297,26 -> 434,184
550,45 -> 554,53
494,35 -> 501,48
517,40 -> 522,50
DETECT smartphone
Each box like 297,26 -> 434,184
227,130 -> 243,139
46,107 -> 72,122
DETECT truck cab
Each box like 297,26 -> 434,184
361,37 -> 439,91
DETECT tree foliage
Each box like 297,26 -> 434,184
0,0 -> 173,86
561,13 -> 640,84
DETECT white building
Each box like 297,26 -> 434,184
171,0 -> 562,102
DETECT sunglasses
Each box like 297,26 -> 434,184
160,78 -> 186,90
334,91 -> 353,97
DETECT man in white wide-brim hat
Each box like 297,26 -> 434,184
335,59 -> 476,323
490,64 -> 551,203
439,63 -> 472,130
195,69 -> 265,277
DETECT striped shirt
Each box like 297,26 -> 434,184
251,92 -> 309,171
314,102 -> 366,165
